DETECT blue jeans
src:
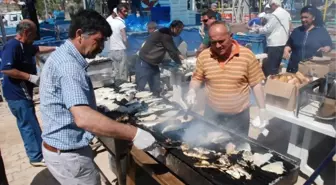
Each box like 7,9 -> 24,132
7,99 -> 43,162
135,59 -> 161,96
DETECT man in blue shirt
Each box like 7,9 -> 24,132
40,10 -> 155,185
0,19 -> 55,167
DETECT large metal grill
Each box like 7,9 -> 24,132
134,112 -> 300,185
95,83 -> 300,185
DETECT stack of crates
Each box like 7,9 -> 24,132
159,0 -> 170,6
233,33 -> 266,54
170,0 -> 187,21
154,0 -> 197,25
171,0 -> 196,25
185,10 -> 196,25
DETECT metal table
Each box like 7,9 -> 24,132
266,102 -> 336,185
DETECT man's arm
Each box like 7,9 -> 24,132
38,46 -> 56,54
0,45 -> 36,82
60,65 -> 139,141
120,28 -> 128,47
189,79 -> 202,91
196,43 -> 207,57
186,57 -> 205,105
0,69 -> 30,80
162,34 -> 182,64
247,55 -> 266,109
70,106 -> 137,140
252,83 -> 265,109
258,15 -> 277,34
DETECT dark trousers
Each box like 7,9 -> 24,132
204,105 -> 250,136
0,153 -> 8,185
135,59 -> 161,96
263,46 -> 285,77
7,99 -> 43,162
286,60 -> 299,73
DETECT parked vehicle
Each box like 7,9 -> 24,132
1,11 -> 23,28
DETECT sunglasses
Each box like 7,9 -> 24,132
210,40 -> 227,45
202,19 -> 209,23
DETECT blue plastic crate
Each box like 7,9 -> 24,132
233,34 -> 266,54
33,40 -> 65,47
151,7 -> 170,22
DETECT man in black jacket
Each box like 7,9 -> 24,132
137,20 -> 184,96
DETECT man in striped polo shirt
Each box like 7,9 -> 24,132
186,22 -> 268,136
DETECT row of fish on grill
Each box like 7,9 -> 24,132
179,140 -> 286,180
94,82 -> 178,123
94,82 -> 286,181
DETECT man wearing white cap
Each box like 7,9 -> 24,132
258,4 -> 271,20
253,0 -> 291,77
211,3 -> 222,20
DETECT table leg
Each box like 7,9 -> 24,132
299,129 -> 324,185
126,153 -> 136,185
287,124 -> 301,157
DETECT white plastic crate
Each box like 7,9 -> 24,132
170,4 -> 188,9
170,0 -> 180,4
170,9 -> 187,13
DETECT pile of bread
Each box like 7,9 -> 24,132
269,72 -> 311,87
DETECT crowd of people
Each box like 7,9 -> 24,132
249,0 -> 332,76
0,1 -> 333,185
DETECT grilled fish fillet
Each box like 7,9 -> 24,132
253,153 -> 273,167
183,150 -> 209,160
261,161 -> 285,175
180,143 -> 189,151
194,160 -> 217,169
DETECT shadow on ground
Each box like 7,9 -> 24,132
30,168 -> 60,185
257,118 -> 336,185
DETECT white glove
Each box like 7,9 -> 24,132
259,108 -> 269,127
251,108 -> 269,136
132,128 -> 156,150
28,74 -> 40,86
186,89 -> 196,105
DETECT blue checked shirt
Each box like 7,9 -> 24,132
40,40 -> 96,150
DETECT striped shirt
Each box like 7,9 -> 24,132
40,40 -> 96,150
192,40 -> 265,114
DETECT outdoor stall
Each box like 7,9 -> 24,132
92,81 -> 301,185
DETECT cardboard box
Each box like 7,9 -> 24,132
299,60 -> 336,78
264,78 -> 301,111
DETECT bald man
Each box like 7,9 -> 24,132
0,19 -> 55,167
186,22 -> 267,136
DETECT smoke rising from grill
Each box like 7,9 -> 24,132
181,121 -> 232,147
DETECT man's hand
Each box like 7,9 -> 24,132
251,108 -> 269,136
28,74 -> 40,86
317,46 -> 331,53
283,47 -> 291,60
259,108 -> 269,128
186,89 -> 197,105
132,128 -> 156,150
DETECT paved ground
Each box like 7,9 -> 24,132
0,97 -> 334,185
0,100 -> 116,185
